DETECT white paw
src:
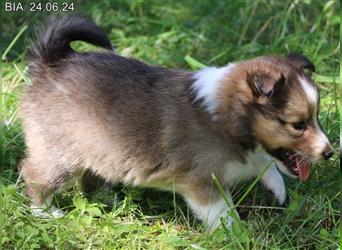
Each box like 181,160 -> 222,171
226,215 -> 235,227
30,205 -> 65,218
261,164 -> 287,205
208,214 -> 237,232
270,179 -> 286,205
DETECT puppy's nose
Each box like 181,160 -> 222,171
322,145 -> 333,160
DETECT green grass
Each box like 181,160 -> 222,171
1,0 -> 340,249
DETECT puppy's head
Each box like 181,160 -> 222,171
245,54 -> 333,180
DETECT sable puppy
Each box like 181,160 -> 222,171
20,16 -> 333,229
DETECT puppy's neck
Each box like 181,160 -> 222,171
191,64 -> 236,121
191,63 -> 257,155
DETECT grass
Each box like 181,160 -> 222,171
1,0 -> 340,249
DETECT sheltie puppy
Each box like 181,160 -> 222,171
20,16 -> 333,230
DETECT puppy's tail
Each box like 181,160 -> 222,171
28,15 -> 113,65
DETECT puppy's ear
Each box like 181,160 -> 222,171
247,71 -> 285,98
287,53 -> 315,73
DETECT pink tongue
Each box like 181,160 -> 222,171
295,157 -> 311,181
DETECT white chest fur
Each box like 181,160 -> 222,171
223,150 -> 272,186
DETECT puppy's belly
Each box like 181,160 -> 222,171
76,142 -> 165,187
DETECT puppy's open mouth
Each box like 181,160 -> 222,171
269,148 -> 311,181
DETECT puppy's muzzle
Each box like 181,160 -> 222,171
322,144 -> 334,160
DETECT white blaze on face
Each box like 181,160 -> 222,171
192,63 -> 236,120
298,76 -> 318,104
298,76 -> 330,156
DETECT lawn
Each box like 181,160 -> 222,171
1,0 -> 340,249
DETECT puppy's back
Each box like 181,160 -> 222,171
20,16 -> 173,186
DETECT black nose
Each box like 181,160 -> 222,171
323,146 -> 334,160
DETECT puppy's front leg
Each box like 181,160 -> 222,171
259,160 -> 287,205
184,188 -> 239,231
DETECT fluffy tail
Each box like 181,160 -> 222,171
28,15 -> 113,64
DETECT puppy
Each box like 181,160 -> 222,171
20,16 -> 333,230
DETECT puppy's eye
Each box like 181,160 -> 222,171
292,121 -> 306,131
303,68 -> 312,76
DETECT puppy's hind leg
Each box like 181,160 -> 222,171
21,157 -> 78,218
